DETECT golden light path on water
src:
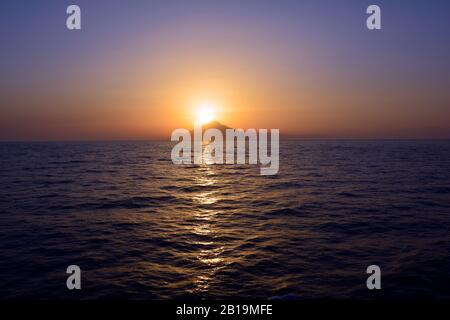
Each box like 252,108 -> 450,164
189,152 -> 228,294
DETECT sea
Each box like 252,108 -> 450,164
0,140 -> 449,299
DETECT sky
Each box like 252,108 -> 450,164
1,0 -> 450,140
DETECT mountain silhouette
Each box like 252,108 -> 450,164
201,120 -> 230,132
189,120 -> 231,142
191,120 -> 231,134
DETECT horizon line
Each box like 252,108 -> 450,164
1,137 -> 450,143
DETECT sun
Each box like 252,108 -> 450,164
196,103 -> 216,125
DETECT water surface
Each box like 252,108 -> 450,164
1,140 -> 449,299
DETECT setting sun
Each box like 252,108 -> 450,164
196,103 -> 216,125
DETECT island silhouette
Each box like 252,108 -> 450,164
193,120 -> 230,133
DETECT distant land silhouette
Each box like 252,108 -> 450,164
190,121 -> 322,140
190,120 -> 231,136
202,120 -> 230,132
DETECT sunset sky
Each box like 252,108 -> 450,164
1,0 -> 450,140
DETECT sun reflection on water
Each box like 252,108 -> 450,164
188,164 -> 227,294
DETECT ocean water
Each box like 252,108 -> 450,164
0,140 -> 449,299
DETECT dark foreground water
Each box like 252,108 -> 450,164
0,140 -> 449,299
